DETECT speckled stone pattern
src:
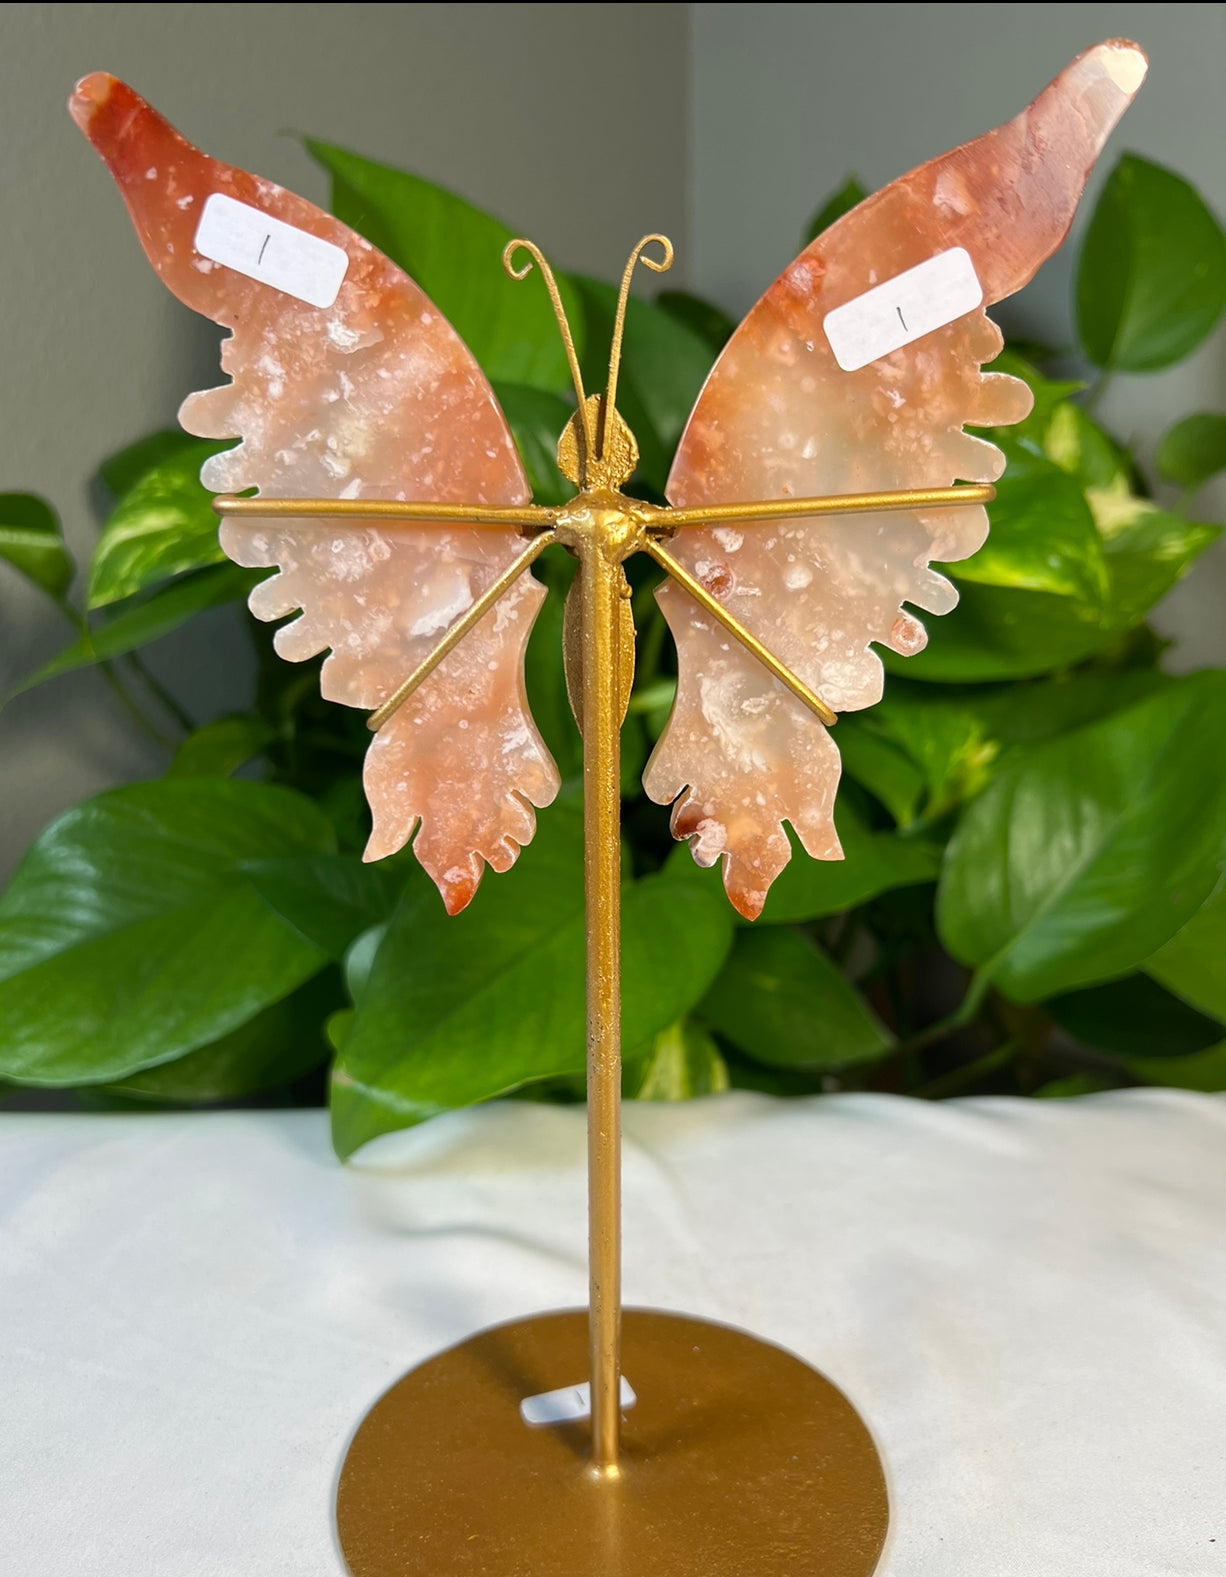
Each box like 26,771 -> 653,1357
650,41 -> 1145,918
70,73 -> 559,915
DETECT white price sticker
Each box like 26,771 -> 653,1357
822,247 -> 982,372
194,193 -> 349,309
520,1376 -> 637,1427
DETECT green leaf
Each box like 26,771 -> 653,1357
15,564 -> 258,693
88,440 -> 232,609
97,428 -> 198,500
1155,413 -> 1226,493
573,278 -> 714,496
980,350 -> 1082,446
1076,154 -> 1226,371
1146,879 -> 1226,1020
937,674 -> 1226,1003
700,926 -> 890,1070
830,717 -> 926,826
625,1018 -> 730,1100
0,780 -> 335,1085
492,382 -> 573,506
1042,403 -> 1132,492
901,496 -> 1216,682
306,138 -> 584,394
841,670 -> 1171,825
105,972 -> 337,1103
1125,1040 -> 1226,1092
1034,1073 -> 1119,1098
523,567 -> 582,781
803,177 -> 868,244
654,290 -> 737,354
0,493 -> 73,600
168,716 -> 275,778
245,851 -> 406,959
1047,973 -> 1222,1058
758,802 -> 941,923
330,785 -> 733,1156
948,441 -> 1109,602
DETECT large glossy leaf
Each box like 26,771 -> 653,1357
15,564 -> 258,693
1126,1040 -> 1226,1092
980,351 -> 1082,446
492,382 -> 574,506
330,785 -> 733,1157
1047,973 -> 1222,1058
1155,413 -> 1226,494
1146,879 -> 1226,1021
845,669 -> 1172,825
700,926 -> 890,1070
664,797 -> 940,923
522,567 -> 582,781
88,439 -> 230,608
625,1017 -> 730,1100
245,851 -> 406,959
1042,403 -> 1132,491
903,496 -> 1216,682
948,442 -> 1108,602
653,291 -> 736,355
0,493 -> 73,601
573,277 -> 714,497
168,716 -> 275,778
937,674 -> 1226,1003
1076,154 -> 1226,371
0,780 -> 335,1085
105,972 -> 338,1103
758,803 -> 940,923
306,138 -> 583,394
97,428 -> 198,499
803,176 -> 868,244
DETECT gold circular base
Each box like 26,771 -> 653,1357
337,1308 -> 888,1576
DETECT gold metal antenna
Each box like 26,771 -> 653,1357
502,238 -> 595,481
602,234 -> 673,456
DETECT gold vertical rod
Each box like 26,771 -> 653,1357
579,534 -> 623,1477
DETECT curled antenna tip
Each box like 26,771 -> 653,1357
502,238 -> 536,280
638,234 -> 674,274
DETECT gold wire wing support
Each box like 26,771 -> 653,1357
366,531 -> 555,733
643,536 -> 838,728
214,496 -> 555,529
664,482 -> 994,529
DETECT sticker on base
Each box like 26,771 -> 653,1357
520,1376 -> 637,1427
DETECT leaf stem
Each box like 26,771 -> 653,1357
1082,370 -> 1114,417
913,1037 -> 1021,1100
125,651 -> 196,734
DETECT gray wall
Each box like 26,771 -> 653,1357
691,2 -> 1226,669
0,2 -> 689,876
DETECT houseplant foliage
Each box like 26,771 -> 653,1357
2,146 -> 1225,1154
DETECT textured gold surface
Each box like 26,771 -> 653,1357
336,1308 -> 888,1577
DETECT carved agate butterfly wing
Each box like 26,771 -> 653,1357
71,73 -> 559,915
648,41 -> 1146,916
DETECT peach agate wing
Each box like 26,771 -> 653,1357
648,41 -> 1146,919
70,74 -> 559,915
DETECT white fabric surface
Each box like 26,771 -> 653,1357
1,1090 -> 1223,1576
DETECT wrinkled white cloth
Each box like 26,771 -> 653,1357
0,1090 -> 1222,1576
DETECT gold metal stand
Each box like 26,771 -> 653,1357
218,235 -> 991,1573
